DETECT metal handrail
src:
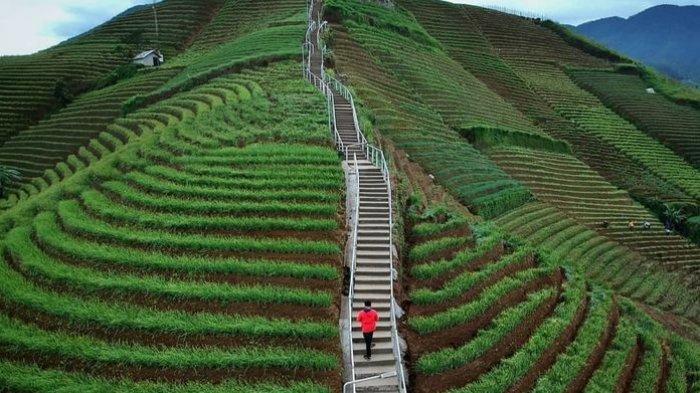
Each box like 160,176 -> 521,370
302,1 -> 406,391
347,153 -> 360,393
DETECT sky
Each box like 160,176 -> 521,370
1,0 -> 699,56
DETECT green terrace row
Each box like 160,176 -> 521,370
488,146 -> 700,273
0,0 -> 217,141
496,202 -> 700,322
462,5 -> 609,69
405,204 -> 698,392
192,0 -> 306,50
569,69 -> 700,167
0,68 -> 180,180
511,63 -> 700,199
330,27 -> 533,218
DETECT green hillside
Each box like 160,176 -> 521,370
0,0 -> 698,391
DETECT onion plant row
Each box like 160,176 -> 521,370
417,287 -> 556,374
121,171 -> 341,203
7,226 -> 333,308
0,360 -> 332,393
409,267 -> 556,334
56,202 -> 340,256
411,247 -> 533,305
33,214 -> 338,280
0,250 -> 336,339
452,279 -> 587,392
411,234 -> 505,281
141,164 -> 343,191
81,190 -> 339,232
0,313 -> 337,371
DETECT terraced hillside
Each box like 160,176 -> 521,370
405,203 -> 699,392
0,0 -> 221,144
398,0 -> 697,209
569,69 -> 700,168
0,61 -> 345,392
1,1 -> 307,198
1,0 -> 699,391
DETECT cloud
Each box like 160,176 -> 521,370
0,0 -> 151,56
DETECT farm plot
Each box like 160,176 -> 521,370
0,62 -> 345,392
191,0 -> 307,50
338,15 -> 542,136
489,146 -> 700,279
2,17 -> 307,198
569,69 -> 700,168
506,62 -> 700,200
495,202 -> 700,324
0,68 -> 179,186
405,203 -> 700,392
0,0 -> 221,144
327,3 -> 533,218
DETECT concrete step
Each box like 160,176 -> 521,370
352,330 -> 392,342
353,364 -> 397,379
357,233 -> 389,244
353,341 -> 394,355
355,261 -> 391,278
354,353 -> 396,367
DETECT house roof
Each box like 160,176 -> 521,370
133,49 -> 161,60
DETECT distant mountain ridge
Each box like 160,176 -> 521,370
576,4 -> 700,85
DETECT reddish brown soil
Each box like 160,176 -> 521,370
616,336 -> 642,393
34,233 -> 340,292
507,293 -> 590,393
632,300 -> 700,343
566,301 -> 620,393
0,299 -> 338,353
658,341 -> 669,393
0,348 -> 341,387
408,269 -> 564,356
61,222 -> 341,265
413,285 -> 562,393
414,242 -> 507,290
410,254 -> 537,316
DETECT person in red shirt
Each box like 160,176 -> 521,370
356,301 -> 379,359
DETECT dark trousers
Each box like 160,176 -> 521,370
363,332 -> 373,357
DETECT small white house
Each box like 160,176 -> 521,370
133,49 -> 164,67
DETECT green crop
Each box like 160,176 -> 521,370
411,235 -> 503,280
0,250 -> 336,339
411,248 -> 532,305
7,226 -> 333,308
409,267 -> 555,334
417,288 -> 555,374
81,189 -> 339,232
33,212 -> 338,280
452,279 -> 586,392
56,202 -> 341,255
0,313 -> 337,370
0,360 -> 331,393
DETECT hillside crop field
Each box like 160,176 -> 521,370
0,0 -> 699,391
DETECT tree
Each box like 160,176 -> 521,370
663,203 -> 686,230
0,165 -> 21,197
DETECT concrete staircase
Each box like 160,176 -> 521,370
306,3 -> 402,391
333,94 -> 401,392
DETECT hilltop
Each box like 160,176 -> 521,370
576,4 -> 700,85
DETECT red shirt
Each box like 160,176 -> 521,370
357,309 -> 379,333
